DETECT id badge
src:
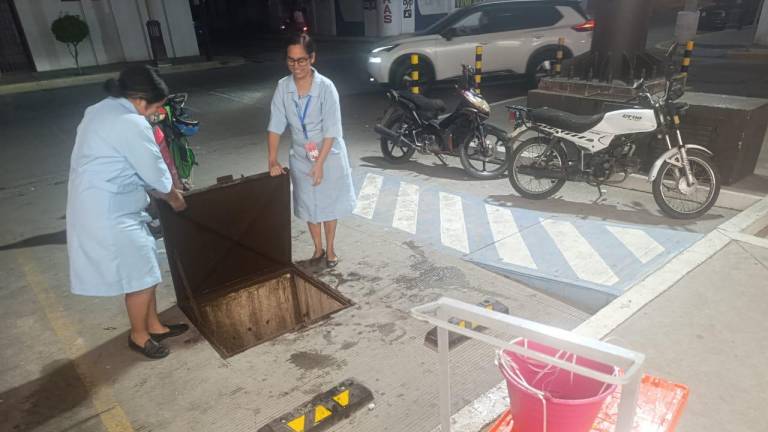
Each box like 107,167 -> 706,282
305,142 -> 319,162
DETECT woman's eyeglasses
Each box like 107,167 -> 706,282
287,56 -> 310,66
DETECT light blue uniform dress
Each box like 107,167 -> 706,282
268,69 -> 356,223
66,97 -> 173,297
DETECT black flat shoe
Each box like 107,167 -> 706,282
129,337 -> 169,359
309,249 -> 326,264
149,323 -> 190,341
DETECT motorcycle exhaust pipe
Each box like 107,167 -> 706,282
517,165 -> 567,180
374,124 -> 400,140
374,124 -> 414,147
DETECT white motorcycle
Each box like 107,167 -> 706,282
506,78 -> 721,219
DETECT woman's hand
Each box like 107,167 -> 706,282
309,163 -> 323,186
269,160 -> 286,177
166,189 -> 187,212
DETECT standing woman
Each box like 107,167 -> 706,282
67,65 -> 188,360
268,34 -> 356,267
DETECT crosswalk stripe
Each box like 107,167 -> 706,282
353,173 -> 383,219
485,205 -> 537,269
393,182 -> 420,234
541,219 -> 619,286
606,226 -> 665,264
439,192 -> 469,254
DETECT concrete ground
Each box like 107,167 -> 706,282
608,239 -> 768,432
0,46 -> 587,432
2,21 -> 768,432
462,200 -> 768,432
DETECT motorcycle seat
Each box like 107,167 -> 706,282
397,91 -> 446,113
530,107 -> 605,134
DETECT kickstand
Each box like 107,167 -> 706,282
435,153 -> 449,166
594,183 -> 607,204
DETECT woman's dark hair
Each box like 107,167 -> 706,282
287,33 -> 316,57
103,65 -> 169,104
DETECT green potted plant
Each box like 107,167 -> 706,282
51,14 -> 90,74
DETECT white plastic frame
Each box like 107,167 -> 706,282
411,297 -> 645,432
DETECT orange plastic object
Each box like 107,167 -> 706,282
488,375 -> 689,432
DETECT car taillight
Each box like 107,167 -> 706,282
573,19 -> 595,32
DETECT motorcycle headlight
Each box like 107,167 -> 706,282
478,98 -> 491,115
463,90 -> 491,115
371,45 -> 398,53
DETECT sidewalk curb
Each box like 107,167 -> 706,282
727,49 -> 768,60
654,39 -> 728,58
434,194 -> 768,432
655,38 -> 768,60
0,57 -> 246,96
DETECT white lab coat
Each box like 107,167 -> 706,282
66,97 -> 173,296
268,70 -> 356,223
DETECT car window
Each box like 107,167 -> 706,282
449,10 -> 485,36
485,5 -> 563,33
420,5 -> 476,35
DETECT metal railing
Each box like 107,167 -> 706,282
411,297 -> 645,432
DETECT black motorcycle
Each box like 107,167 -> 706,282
374,65 -> 510,179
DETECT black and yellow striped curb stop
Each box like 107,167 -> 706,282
424,299 -> 509,351
258,379 -> 374,432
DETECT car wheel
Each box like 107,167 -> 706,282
392,55 -> 434,94
526,49 -> 563,88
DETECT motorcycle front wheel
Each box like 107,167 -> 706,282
459,124 -> 511,179
380,110 -> 416,163
652,149 -> 721,219
508,136 -> 567,199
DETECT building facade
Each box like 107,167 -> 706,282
0,0 -> 199,73
304,0 -> 589,37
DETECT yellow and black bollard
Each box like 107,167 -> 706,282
680,41 -> 694,77
410,54 -> 420,95
555,37 -> 565,76
475,45 -> 483,91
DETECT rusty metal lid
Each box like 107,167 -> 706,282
157,173 -> 292,297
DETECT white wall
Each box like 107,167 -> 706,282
109,0 -> 152,62
161,0 -> 199,58
142,0 -> 199,59
83,0 -> 125,64
14,0 -> 199,72
755,0 -> 768,46
14,0 -> 100,71
378,0 -> 402,36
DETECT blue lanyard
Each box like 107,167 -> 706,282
294,95 -> 312,141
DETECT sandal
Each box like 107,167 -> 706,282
326,256 -> 339,268
149,323 -> 190,342
129,337 -> 170,359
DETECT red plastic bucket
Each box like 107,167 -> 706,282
498,340 -> 617,432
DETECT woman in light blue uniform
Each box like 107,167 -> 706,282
268,34 -> 356,268
67,66 -> 188,359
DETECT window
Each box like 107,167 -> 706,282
449,10 -> 484,36
484,5 -> 563,33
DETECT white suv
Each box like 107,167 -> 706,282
367,0 -> 593,89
